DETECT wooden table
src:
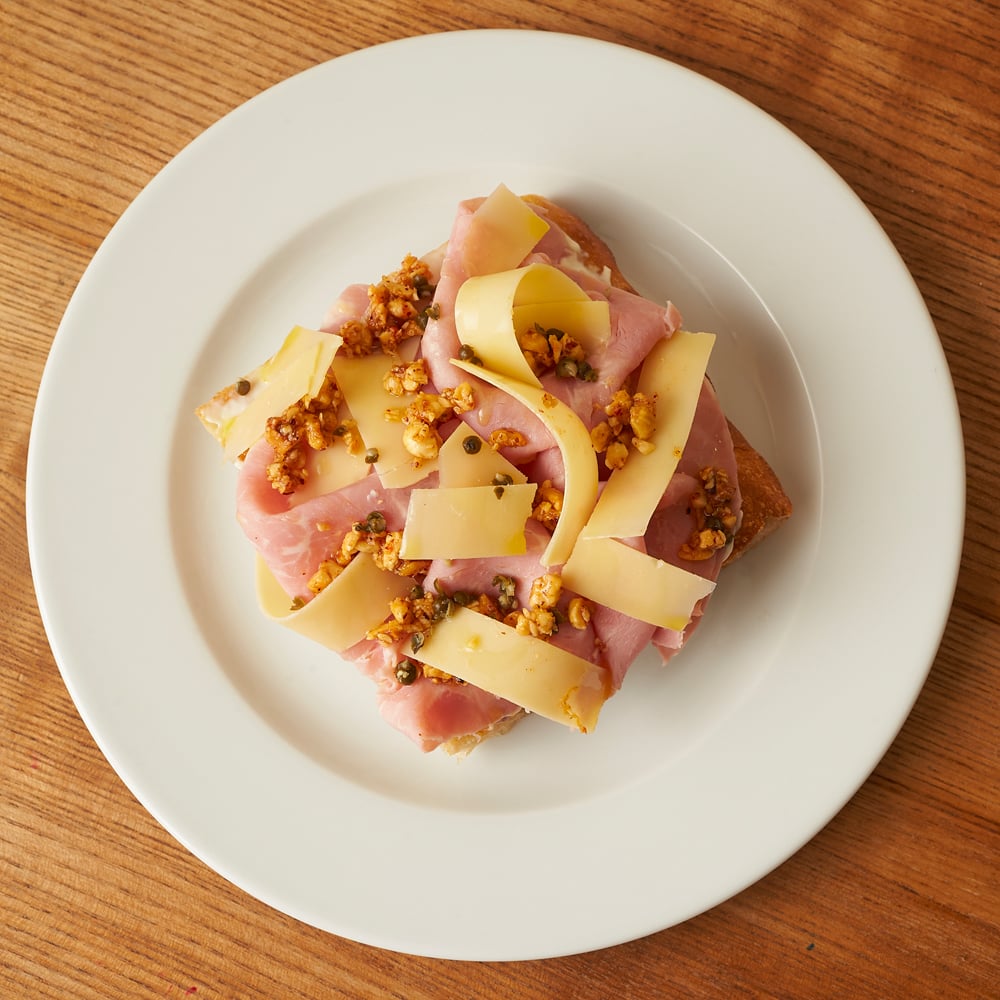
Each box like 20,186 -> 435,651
3,1 -> 997,996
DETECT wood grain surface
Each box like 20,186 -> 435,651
3,1 -> 998,996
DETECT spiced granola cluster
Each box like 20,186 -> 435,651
263,371 -> 362,495
590,387 -> 657,471
339,254 -> 438,357
344,554 -> 595,687
517,323 -> 597,382
679,466 -> 738,561
261,256 -> 449,494
384,373 -> 476,464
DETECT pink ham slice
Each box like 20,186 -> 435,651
419,199 -> 683,465
425,520 -> 644,692
235,438 -> 417,601
319,282 -> 370,332
643,380 -> 742,661
231,194 -> 743,749
377,680 -> 521,754
344,636 -> 521,752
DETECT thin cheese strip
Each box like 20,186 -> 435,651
582,331 -> 715,540
437,429 -> 527,488
561,536 -> 716,631
331,350 -> 438,489
220,327 -> 343,463
451,358 -> 598,568
413,607 -> 610,733
400,483 -> 537,559
454,263 -> 610,385
461,184 -> 551,277
290,442 -> 370,504
255,553 -> 413,652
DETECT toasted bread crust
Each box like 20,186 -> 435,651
442,709 -> 527,756
524,194 -> 792,562
724,421 -> 794,562
521,194 -> 638,293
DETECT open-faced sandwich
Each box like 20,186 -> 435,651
197,185 -> 792,753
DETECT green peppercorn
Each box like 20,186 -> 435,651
462,435 -> 482,454
457,344 -> 483,365
395,659 -> 419,685
235,378 -> 251,395
493,574 -> 517,613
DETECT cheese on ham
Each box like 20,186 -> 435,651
256,553 -> 414,652
451,357 -> 598,568
582,330 -> 715,539
199,189 -> 744,751
454,262 -> 610,384
400,483 -> 537,559
412,606 -> 609,733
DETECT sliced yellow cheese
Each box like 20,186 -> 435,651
451,358 -> 598,568
255,553 -> 413,653
331,350 -> 438,489
413,606 -> 609,733
582,331 -> 715,540
290,440 -> 371,504
437,429 -> 527,488
454,263 -> 610,384
219,327 -> 343,463
561,536 -> 715,631
258,325 -> 337,389
400,483 -> 537,559
462,184 -> 550,277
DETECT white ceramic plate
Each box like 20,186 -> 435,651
27,30 -> 964,960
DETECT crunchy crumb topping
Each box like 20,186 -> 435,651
365,568 -> 596,688
367,583 -> 504,687
502,572 -> 593,639
679,466 -> 738,561
517,324 -> 597,382
385,383 -> 476,463
590,388 -> 657,471
340,254 -> 437,357
308,514 -> 428,596
264,370 -> 347,494
529,572 -> 562,609
383,358 -> 430,396
488,427 -> 529,451
367,589 -> 447,647
531,479 -> 564,532
566,596 -> 592,630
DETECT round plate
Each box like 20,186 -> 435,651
27,30 -> 964,960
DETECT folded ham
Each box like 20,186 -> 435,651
230,191 -> 744,752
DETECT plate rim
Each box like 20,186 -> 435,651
26,28 -> 965,960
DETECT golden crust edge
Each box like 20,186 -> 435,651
441,709 -> 528,757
